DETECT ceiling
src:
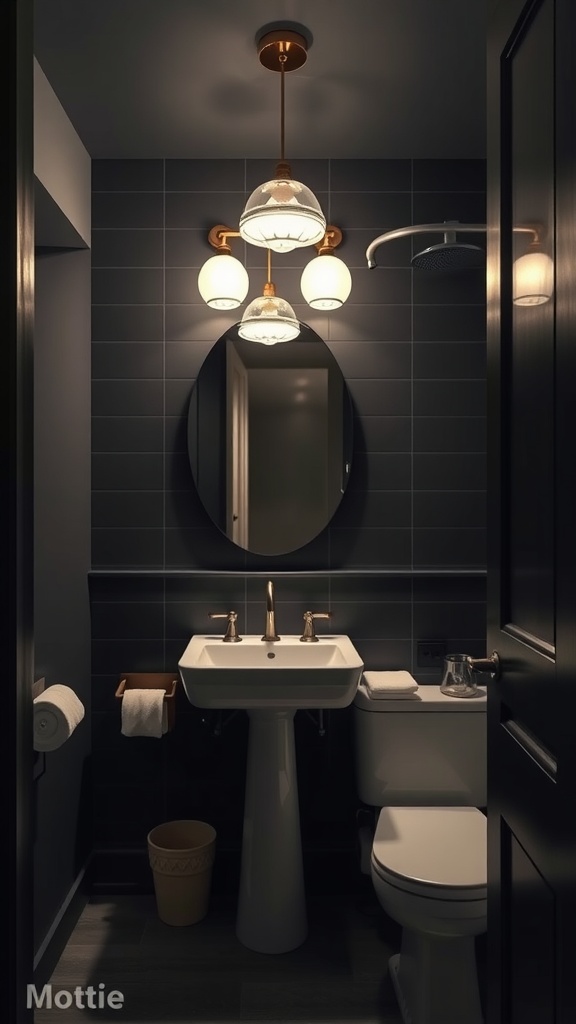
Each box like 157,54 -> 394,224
34,0 -> 487,160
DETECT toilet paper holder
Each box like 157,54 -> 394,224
115,673 -> 178,732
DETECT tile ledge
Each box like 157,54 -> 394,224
89,568 -> 486,579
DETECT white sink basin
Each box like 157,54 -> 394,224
178,629 -> 364,954
178,634 -> 364,709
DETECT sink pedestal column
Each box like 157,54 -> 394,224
236,708 -> 307,953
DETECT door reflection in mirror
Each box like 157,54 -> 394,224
187,323 -> 353,555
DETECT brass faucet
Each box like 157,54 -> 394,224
261,580 -> 280,641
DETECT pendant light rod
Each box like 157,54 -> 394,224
257,29 -> 308,172
263,246 -> 276,297
280,56 -> 286,162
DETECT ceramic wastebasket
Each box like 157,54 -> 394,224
147,820 -> 216,926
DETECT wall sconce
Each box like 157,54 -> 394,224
238,29 -> 326,253
197,225 -> 248,310
198,223 -> 351,320
512,247 -> 554,306
300,227 -> 352,310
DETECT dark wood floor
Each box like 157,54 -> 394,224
34,885 -> 405,1023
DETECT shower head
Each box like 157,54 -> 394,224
365,221 -> 541,271
411,240 -> 485,271
366,221 -> 488,269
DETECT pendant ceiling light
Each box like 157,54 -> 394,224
238,248 -> 300,345
239,29 -> 327,254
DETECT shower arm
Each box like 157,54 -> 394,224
366,222 -> 540,268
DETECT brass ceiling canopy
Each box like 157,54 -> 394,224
257,29 -> 308,73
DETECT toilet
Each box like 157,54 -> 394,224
354,681 -> 487,1024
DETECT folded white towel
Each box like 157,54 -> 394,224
121,688 -> 167,738
362,670 -> 419,699
33,684 -> 85,751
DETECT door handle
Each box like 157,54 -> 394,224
467,651 -> 500,680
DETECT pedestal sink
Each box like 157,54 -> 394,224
178,634 -> 364,953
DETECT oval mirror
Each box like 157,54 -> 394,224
187,322 -> 353,555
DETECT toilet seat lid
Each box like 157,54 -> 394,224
372,806 -> 486,892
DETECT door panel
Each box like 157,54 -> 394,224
506,0 -> 555,649
487,0 -> 576,1021
507,831 -> 556,1024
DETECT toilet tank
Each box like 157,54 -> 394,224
353,683 -> 487,807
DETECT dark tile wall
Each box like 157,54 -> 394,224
91,157 -> 487,574
90,159 -> 487,886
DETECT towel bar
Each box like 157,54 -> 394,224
115,672 -> 178,732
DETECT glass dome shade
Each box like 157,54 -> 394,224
300,254 -> 352,310
197,253 -> 249,310
239,178 -> 327,253
238,292 -> 300,345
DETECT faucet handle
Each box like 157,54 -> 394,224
300,611 -> 331,642
208,610 -> 242,642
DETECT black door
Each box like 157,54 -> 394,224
4,0 -> 35,1021
487,1 -> 576,1021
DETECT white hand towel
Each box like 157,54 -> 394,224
33,684 -> 85,751
362,670 -> 419,699
121,688 -> 167,738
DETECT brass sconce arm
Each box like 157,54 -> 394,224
207,223 -> 344,255
315,225 -> 344,255
207,224 -> 242,254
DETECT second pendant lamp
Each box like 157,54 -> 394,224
239,247 -> 300,345
239,29 -> 327,254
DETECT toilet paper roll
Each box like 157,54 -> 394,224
33,684 -> 85,751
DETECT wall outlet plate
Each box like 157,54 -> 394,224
416,640 -> 447,667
